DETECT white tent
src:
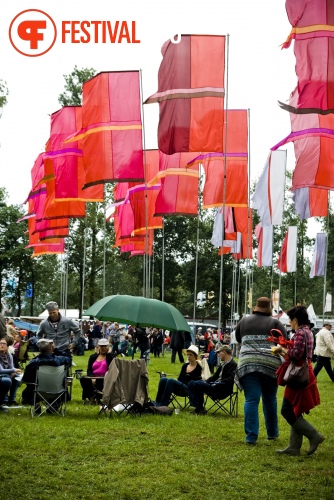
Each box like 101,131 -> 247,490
39,309 -> 80,320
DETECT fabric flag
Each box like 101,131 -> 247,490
310,233 -> 327,278
255,224 -> 273,267
188,109 -> 249,208
151,151 -> 199,216
272,98 -> 334,190
215,208 -> 252,259
45,107 -> 103,202
145,35 -> 225,154
292,187 -> 328,219
65,71 -> 144,186
277,226 -> 297,273
252,150 -> 286,226
281,0 -> 334,114
129,150 -> 163,235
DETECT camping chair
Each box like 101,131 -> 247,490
101,358 -> 149,417
155,371 -> 190,410
204,387 -> 239,417
169,385 -> 190,410
31,365 -> 69,417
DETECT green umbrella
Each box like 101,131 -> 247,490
84,295 -> 190,332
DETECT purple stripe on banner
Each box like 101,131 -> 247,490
44,148 -> 82,158
271,128 -> 334,151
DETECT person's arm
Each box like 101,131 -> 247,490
37,321 -> 45,339
69,320 -> 81,347
235,321 -> 242,344
86,354 -> 95,377
220,361 -> 237,385
177,364 -> 187,383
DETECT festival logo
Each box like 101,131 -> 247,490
9,9 -> 57,57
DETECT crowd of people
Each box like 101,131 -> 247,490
0,296 -> 332,457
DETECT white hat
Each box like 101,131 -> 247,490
37,338 -> 54,349
186,345 -> 199,357
98,338 -> 109,346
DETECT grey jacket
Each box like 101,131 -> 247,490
37,314 -> 81,350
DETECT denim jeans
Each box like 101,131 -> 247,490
0,375 -> 19,405
241,372 -> 278,443
155,377 -> 187,406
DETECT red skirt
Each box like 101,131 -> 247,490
276,361 -> 320,417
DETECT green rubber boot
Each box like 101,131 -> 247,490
276,426 -> 303,456
294,416 -> 325,456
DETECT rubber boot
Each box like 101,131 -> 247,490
294,416 -> 325,456
276,426 -> 303,456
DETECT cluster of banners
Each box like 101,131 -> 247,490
21,16 -> 330,272
252,0 -> 331,276
20,35 -> 254,261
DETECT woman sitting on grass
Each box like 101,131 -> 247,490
80,339 -> 115,405
154,345 -> 202,407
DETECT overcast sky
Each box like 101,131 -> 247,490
1,1 -> 296,208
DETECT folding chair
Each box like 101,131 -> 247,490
169,385 -> 190,410
102,358 -> 149,417
204,388 -> 239,417
31,365 -> 68,417
156,371 -> 190,410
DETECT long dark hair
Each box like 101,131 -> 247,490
287,305 -> 309,327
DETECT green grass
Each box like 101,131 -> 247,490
1,351 -> 333,500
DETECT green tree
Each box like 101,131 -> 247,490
58,65 -> 96,106
0,79 -> 8,109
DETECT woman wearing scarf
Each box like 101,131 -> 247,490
0,337 -> 22,410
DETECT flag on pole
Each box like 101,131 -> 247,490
293,187 -> 328,220
252,150 -> 286,226
145,35 -> 226,154
310,233 -> 327,278
255,224 -> 273,267
277,226 -> 297,273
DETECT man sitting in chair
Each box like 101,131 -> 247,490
21,338 -> 71,405
188,346 -> 237,415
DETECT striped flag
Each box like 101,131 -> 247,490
255,224 -> 273,267
252,150 -> 286,226
310,233 -> 327,278
277,226 -> 297,273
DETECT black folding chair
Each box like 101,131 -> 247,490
31,365 -> 69,417
169,385 -> 190,410
204,389 -> 239,417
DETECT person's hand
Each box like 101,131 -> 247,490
91,378 -> 96,385
271,346 -> 286,356
15,369 -> 22,374
68,343 -> 73,350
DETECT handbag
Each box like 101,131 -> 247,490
282,359 -> 309,389
282,328 -> 309,390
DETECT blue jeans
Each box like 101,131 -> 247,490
155,378 -> 188,406
241,372 -> 278,443
0,375 -> 19,405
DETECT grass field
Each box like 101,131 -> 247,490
1,350 -> 333,500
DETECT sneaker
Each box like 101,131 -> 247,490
0,406 -> 9,413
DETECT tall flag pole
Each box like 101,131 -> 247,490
218,34 -> 229,340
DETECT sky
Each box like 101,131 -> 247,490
0,1 -> 297,210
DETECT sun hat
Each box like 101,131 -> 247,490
37,338 -> 54,349
98,338 -> 109,346
186,345 -> 199,356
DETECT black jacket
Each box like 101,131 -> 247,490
86,352 -> 115,376
206,358 -> 237,393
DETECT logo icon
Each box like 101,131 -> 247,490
9,9 -> 57,57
